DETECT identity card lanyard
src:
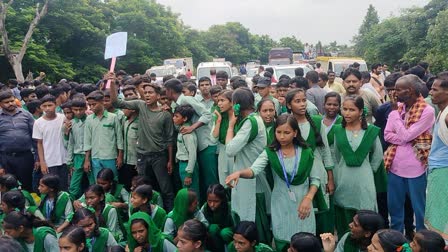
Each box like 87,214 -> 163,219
277,147 -> 299,202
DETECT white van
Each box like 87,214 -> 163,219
196,62 -> 233,80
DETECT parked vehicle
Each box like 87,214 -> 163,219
196,62 -> 233,80
163,57 -> 194,75
145,65 -> 177,82
269,47 -> 293,65
316,57 -> 368,77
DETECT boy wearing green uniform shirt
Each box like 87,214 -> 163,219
19,88 -> 37,111
83,91 -> 124,180
165,78 -> 218,203
173,104 -> 200,196
254,77 -> 282,116
67,99 -> 92,199
121,97 -> 139,190
104,90 -> 125,124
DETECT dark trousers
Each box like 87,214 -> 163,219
0,151 -> 34,192
119,164 -> 138,191
48,164 -> 69,191
137,151 -> 174,211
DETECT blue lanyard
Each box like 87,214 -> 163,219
45,199 -> 54,218
277,147 -> 299,190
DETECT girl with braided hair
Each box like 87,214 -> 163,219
285,88 -> 334,236
332,96 -> 384,235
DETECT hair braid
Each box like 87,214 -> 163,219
305,111 -> 324,146
361,113 -> 368,130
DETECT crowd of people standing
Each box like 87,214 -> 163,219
0,61 -> 447,252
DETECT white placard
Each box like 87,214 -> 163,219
104,32 -> 128,59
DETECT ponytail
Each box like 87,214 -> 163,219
305,111 -> 324,146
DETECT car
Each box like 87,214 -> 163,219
271,64 -> 313,82
145,65 -> 177,83
196,62 -> 233,80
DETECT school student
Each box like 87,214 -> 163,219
320,210 -> 385,252
257,98 -> 276,146
165,78 -> 218,203
3,211 -> 59,252
227,114 -> 321,251
289,232 -> 322,252
84,184 -> 124,242
109,75 -> 175,211
225,88 -> 271,244
285,88 -> 333,236
367,229 -> 410,252
130,184 -> 167,230
20,88 -> 37,111
67,99 -> 92,199
104,90 -> 125,124
121,97 -> 139,190
173,104 -> 200,195
27,99 -> 43,119
176,219 -> 209,252
38,174 -> 73,233
164,189 -> 209,241
32,94 -> 69,190
0,190 -> 45,221
128,212 -> 177,252
0,174 -> 36,207
58,226 -> 88,252
211,90 -> 233,185
70,207 -> 118,251
200,184 -> 237,252
227,221 -> 274,252
332,96 -> 384,235
83,90 -> 124,179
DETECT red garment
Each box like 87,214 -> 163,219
186,71 -> 192,79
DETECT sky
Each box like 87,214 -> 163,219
156,0 -> 429,45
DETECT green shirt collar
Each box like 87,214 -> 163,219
74,114 -> 87,122
92,110 -> 109,119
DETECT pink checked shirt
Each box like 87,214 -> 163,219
384,103 -> 435,178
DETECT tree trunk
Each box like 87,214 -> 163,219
10,55 -> 24,82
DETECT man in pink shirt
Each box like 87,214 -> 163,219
384,74 -> 435,234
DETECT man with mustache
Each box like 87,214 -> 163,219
0,91 -> 36,191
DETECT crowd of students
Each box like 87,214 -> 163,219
0,64 -> 447,252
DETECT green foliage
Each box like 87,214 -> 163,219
353,0 -> 448,73
425,9 -> 448,73
278,36 -> 303,52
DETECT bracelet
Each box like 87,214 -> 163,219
304,195 -> 313,201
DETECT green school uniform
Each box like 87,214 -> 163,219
163,189 -> 209,239
210,111 -> 233,186
128,212 -> 176,252
176,123 -> 200,195
317,115 -> 343,235
201,203 -> 238,252
152,205 -> 168,230
299,116 -> 333,235
18,226 -> 58,252
225,113 -> 272,244
178,93 -> 218,202
83,110 -> 123,160
251,147 -> 320,251
100,203 -> 124,242
67,115 -> 94,198
124,116 -> 139,165
87,227 -> 118,252
332,125 -> 384,235
228,242 -> 274,252
39,191 -> 72,227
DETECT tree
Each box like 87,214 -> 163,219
278,36 -> 303,52
425,9 -> 448,73
354,4 -> 380,56
0,0 -> 50,82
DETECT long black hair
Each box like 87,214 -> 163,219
85,184 -> 107,227
0,174 -> 20,190
376,229 -> 408,252
3,211 -> 52,231
39,174 -> 61,223
97,168 -> 116,194
71,207 -> 100,238
290,232 -> 321,252
234,221 -> 258,245
414,230 -> 447,252
341,95 -> 368,130
178,219 -> 208,249
132,184 -> 153,216
285,88 -> 324,147
60,226 -> 88,252
269,114 -> 309,151
1,190 -> 26,213
352,210 -> 385,248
